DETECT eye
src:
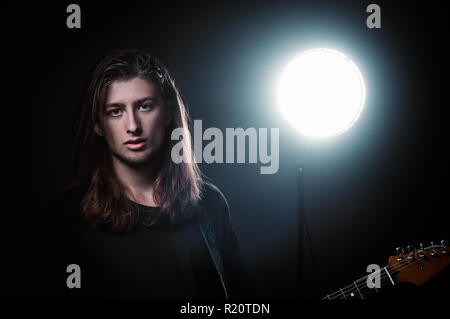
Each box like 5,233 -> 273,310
139,104 -> 153,111
107,109 -> 122,117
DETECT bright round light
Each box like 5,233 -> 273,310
277,48 -> 365,138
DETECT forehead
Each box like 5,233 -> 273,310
105,77 -> 162,103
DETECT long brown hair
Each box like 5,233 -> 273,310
70,49 -> 204,232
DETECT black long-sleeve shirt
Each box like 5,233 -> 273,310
35,182 -> 252,299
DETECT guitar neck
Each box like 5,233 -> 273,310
323,265 -> 396,300
323,243 -> 449,300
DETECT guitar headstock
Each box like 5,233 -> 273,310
388,240 -> 449,286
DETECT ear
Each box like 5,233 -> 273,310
94,123 -> 104,137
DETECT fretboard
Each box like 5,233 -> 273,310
323,266 -> 397,300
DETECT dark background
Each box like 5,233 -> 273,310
1,0 -> 448,300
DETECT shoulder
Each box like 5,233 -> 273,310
199,181 -> 230,216
197,182 -> 234,242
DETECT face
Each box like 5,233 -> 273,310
95,77 -> 170,167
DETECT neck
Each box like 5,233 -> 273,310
323,265 -> 396,300
111,155 -> 160,205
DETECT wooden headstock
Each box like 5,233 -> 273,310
388,241 -> 449,286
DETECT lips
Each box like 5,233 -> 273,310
124,138 -> 147,150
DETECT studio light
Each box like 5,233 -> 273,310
277,48 -> 365,138
278,48 -> 367,298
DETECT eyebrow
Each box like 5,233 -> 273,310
105,96 -> 158,109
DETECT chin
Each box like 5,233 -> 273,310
112,148 -> 155,167
128,152 -> 153,163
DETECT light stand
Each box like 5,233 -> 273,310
278,47 -> 365,299
296,157 -> 306,298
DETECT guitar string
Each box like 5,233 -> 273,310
325,245 -> 447,299
325,249 -> 445,299
336,261 -> 408,298
334,267 -> 403,300
325,246 -> 446,299
326,261 -> 408,299
327,258 -> 425,299
327,254 -> 445,300
331,274 -> 393,299
348,251 -> 445,294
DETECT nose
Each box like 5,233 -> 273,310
126,110 -> 142,135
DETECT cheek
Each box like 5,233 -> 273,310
154,123 -> 167,143
102,122 -> 123,146
148,118 -> 167,144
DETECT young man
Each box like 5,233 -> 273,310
38,49 -> 251,299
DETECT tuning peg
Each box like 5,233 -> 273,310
419,243 -> 424,250
431,241 -> 435,247
396,247 -> 404,255
441,240 -> 449,256
407,245 -> 415,253
418,249 -> 426,259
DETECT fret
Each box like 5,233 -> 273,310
384,266 -> 395,286
358,283 -> 375,298
340,288 -> 347,299
353,282 -> 364,299
325,264 -> 396,300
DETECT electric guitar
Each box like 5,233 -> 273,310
323,240 -> 449,299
